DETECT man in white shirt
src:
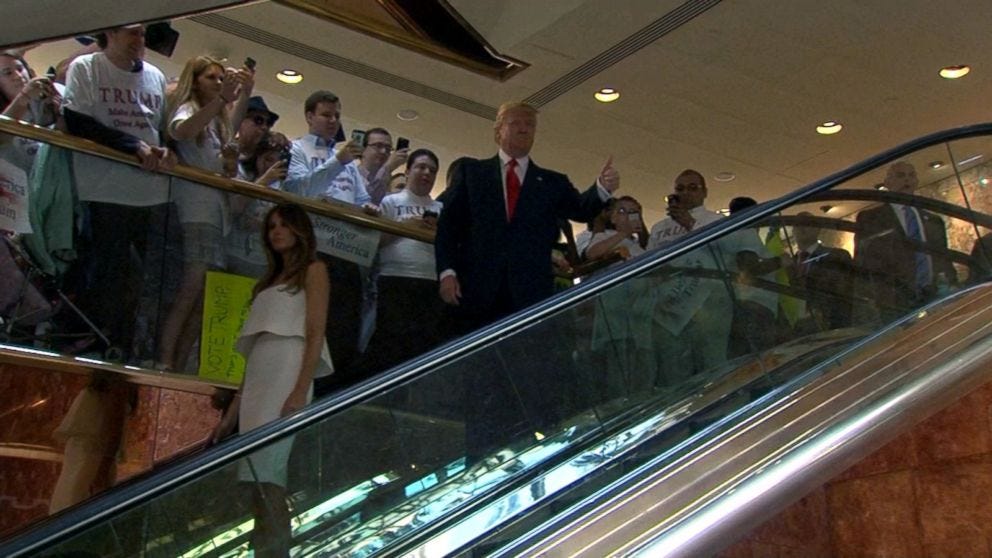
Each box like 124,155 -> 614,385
646,169 -> 734,388
62,24 -> 173,360
283,90 -> 372,393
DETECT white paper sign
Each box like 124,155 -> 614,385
0,159 -> 31,234
311,215 -> 381,267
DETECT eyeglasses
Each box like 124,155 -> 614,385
367,142 -> 392,152
248,114 -> 271,127
674,182 -> 703,192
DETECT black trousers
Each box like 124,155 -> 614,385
314,254 -> 363,397
362,275 -> 444,376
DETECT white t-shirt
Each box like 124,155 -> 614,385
169,101 -> 229,230
63,53 -> 169,206
647,207 -> 726,335
377,189 -> 442,280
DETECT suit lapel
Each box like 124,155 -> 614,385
483,155 -> 509,225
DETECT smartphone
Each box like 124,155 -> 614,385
396,137 -> 410,151
666,194 -> 681,207
351,129 -> 366,146
627,212 -> 640,222
244,57 -> 257,71
279,147 -> 292,167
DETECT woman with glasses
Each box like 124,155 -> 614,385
583,196 -> 655,404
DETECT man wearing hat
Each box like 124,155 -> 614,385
235,95 -> 279,165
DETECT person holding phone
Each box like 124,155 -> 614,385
363,149 -> 444,374
156,55 -> 253,371
283,90 -> 376,392
357,127 -> 410,204
583,196 -> 648,262
646,169 -> 735,390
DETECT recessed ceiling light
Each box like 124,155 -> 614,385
816,121 -> 843,135
939,65 -> 971,79
714,171 -> 736,182
980,177 -> 990,186
594,87 -> 620,103
276,69 -> 303,84
396,109 -> 420,121
929,160 -> 944,169
874,183 -> 887,190
820,204 -> 833,214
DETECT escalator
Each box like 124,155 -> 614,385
4,123 -> 992,557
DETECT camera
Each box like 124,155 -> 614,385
396,137 -> 410,151
666,194 -> 681,207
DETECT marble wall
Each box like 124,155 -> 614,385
720,380 -> 992,557
0,362 -> 220,538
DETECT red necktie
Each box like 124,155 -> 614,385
506,158 -> 521,220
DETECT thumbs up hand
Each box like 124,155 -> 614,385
599,155 -> 620,193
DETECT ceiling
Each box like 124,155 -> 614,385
15,0 -> 992,227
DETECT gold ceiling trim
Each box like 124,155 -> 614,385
275,0 -> 529,81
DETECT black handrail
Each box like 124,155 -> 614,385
5,121 -> 992,555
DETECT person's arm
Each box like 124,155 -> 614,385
281,261 -> 329,416
436,161 -> 469,305
169,97 -> 229,142
283,142 -> 346,198
210,388 -> 241,445
586,231 -> 632,261
228,67 -> 254,132
63,107 -> 145,154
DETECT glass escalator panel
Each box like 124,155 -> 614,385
8,123 -> 992,556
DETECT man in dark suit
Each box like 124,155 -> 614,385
792,212 -> 856,332
434,101 -> 619,462
854,162 -> 956,321
435,101 -> 620,329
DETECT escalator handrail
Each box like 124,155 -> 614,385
502,284 -> 992,557
5,121 -> 992,555
0,117 -> 434,242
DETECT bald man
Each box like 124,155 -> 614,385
854,161 -> 956,320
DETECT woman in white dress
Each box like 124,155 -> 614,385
211,202 -> 332,557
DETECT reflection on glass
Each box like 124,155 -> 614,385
13,128 -> 992,557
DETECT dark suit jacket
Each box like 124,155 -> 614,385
797,245 -> 855,330
435,155 -> 606,321
854,203 -> 955,317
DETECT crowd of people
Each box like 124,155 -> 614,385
2,25 -> 985,549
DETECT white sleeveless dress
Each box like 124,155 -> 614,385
234,284 -> 334,486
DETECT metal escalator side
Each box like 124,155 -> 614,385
4,122 -> 992,557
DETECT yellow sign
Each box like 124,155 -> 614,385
199,271 -> 256,384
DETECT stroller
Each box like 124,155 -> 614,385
0,234 -> 115,358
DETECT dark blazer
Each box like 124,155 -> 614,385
435,155 -> 605,321
854,203 -> 956,317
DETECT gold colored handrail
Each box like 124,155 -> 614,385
0,117 -> 435,242
0,343 -> 233,395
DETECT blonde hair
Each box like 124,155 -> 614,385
165,56 -> 233,146
493,101 -> 538,143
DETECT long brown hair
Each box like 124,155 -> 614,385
165,55 -> 232,146
254,203 -> 318,298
